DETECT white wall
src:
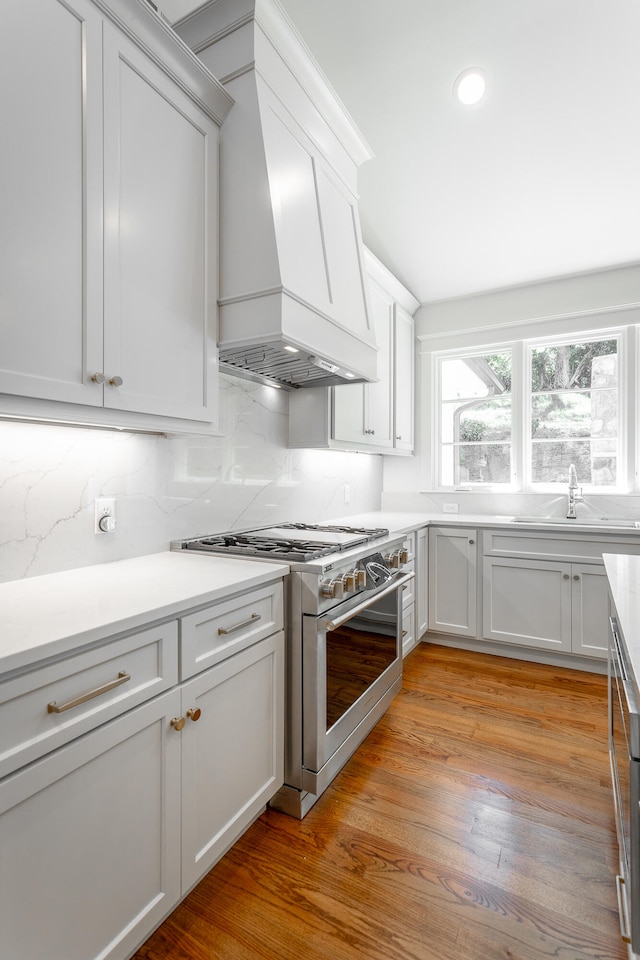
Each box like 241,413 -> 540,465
414,262 -> 640,340
383,264 -> 640,515
0,375 -> 383,584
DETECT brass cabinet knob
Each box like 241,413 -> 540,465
573,574 -> 580,581
563,574 -> 570,580
469,539 -> 475,545
187,707 -> 202,722
170,716 -> 186,731
109,375 -> 123,387
90,372 -> 106,384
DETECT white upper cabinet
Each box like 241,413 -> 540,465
290,246 -> 418,454
333,276 -> 394,449
102,24 -> 218,423
394,303 -> 415,451
0,0 -> 104,408
0,0 -> 232,433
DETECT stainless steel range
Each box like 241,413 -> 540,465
175,522 -> 414,818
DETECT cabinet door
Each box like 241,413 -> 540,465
0,0 -> 103,406
571,563 -> 610,658
428,527 -> 478,637
483,556 -> 572,652
364,279 -> 394,447
0,689 -> 181,960
415,527 -> 428,639
102,25 -> 218,423
394,304 -> 414,451
333,381 -> 367,444
180,633 -> 284,893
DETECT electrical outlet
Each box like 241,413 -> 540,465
95,498 -> 117,534
442,502 -> 459,514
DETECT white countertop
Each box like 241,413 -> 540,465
0,552 -> 289,676
331,511 -> 640,537
603,553 -> 640,683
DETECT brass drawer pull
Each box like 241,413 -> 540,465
47,671 -> 131,714
217,613 -> 261,636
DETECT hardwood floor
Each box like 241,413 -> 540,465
133,643 -> 624,960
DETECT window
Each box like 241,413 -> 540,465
439,350 -> 512,487
529,337 -> 618,487
434,332 -> 622,491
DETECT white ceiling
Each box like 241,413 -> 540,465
165,0 -> 640,305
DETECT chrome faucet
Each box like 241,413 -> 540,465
566,463 -> 584,519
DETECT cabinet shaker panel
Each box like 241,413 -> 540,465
0,690 -> 181,960
102,25 -> 219,423
0,0 -> 103,405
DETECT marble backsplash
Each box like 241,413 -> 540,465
0,375 -> 383,584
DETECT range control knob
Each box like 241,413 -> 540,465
399,548 -> 409,564
356,569 -> 367,588
343,570 -> 358,592
321,578 -> 344,600
385,551 -> 400,569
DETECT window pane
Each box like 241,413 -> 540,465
442,396 -> 512,444
441,443 -> 512,485
531,440 -> 617,485
531,339 -> 617,393
531,390 -> 617,439
439,351 -> 512,486
530,338 -> 618,487
441,353 -> 511,402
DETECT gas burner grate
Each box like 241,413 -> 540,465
183,537 -> 338,562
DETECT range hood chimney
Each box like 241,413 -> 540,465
174,0 -> 378,389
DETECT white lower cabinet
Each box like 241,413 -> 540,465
571,562 -> 611,658
0,579 -> 285,960
415,526 -> 428,640
400,532 -> 417,657
428,527 -> 478,638
0,688 -> 182,960
479,529 -> 640,659
483,556 -> 610,658
180,633 -> 284,893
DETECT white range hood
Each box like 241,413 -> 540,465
175,0 -> 379,389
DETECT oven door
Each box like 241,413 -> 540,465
302,571 -> 413,790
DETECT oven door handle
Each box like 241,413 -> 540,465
322,571 -> 415,632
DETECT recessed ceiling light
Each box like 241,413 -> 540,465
454,68 -> 486,106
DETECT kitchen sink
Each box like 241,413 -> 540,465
511,516 -> 640,528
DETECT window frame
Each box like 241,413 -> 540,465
433,342 -> 517,491
429,326 -> 630,494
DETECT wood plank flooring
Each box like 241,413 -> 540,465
133,643 -> 625,960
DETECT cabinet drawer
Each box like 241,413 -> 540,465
0,622 -> 178,779
484,529 -> 640,563
180,581 -> 284,680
